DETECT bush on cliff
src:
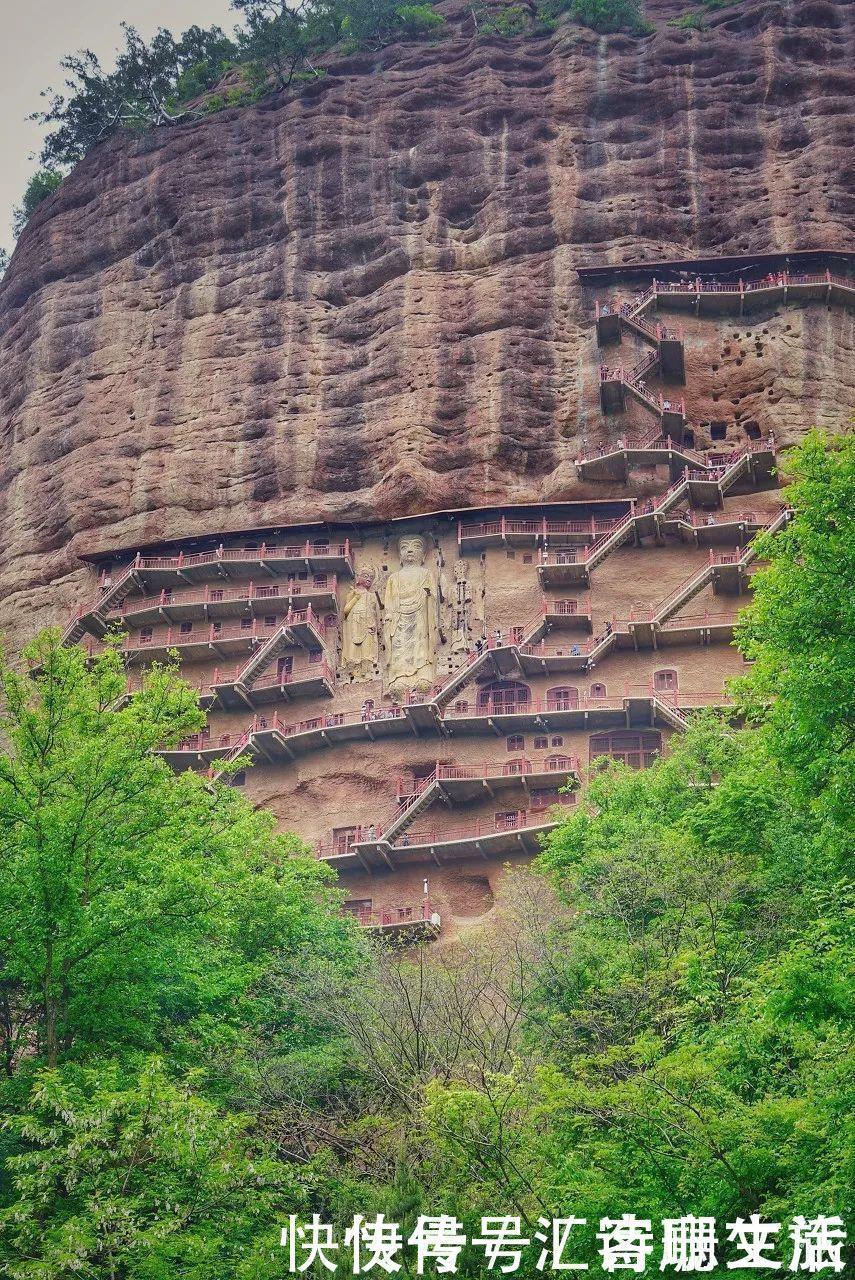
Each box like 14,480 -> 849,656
539,0 -> 650,35
12,169 -> 64,235
396,3 -> 448,34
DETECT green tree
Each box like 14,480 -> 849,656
234,0 -> 327,90
0,632 -> 353,1074
12,170 -> 64,235
407,437 -> 854,1254
735,431 -> 855,820
34,24 -> 239,167
538,0 -> 649,34
1,1060 -> 293,1279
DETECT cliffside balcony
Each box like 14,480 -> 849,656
388,757 -> 580,821
576,426 -> 697,481
195,700 -> 440,772
345,900 -> 441,940
117,618 -> 281,663
388,806 -> 573,863
652,271 -> 853,315
594,299 -> 622,345
456,514 -> 622,552
659,509 -> 766,545
442,685 -> 736,737
656,611 -> 737,645
456,516 -> 543,550
204,655 -> 336,710
538,598 -> 594,634
516,625 -> 626,672
709,548 -> 754,594
598,363 -> 627,414
98,539 -> 355,597
537,547 -> 591,586
443,692 -> 634,735
543,516 -> 622,545
107,576 -> 339,629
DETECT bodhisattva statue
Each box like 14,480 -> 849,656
445,558 -> 481,655
383,535 -> 440,699
341,565 -> 381,680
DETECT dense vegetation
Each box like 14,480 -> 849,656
0,431 -> 851,1274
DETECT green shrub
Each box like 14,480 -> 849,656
668,7 -> 707,26
395,3 -> 447,33
491,4 -> 532,35
12,169 -> 64,235
539,0 -> 650,34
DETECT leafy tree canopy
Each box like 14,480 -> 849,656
34,23 -> 240,168
735,430 -> 855,823
1,1061 -> 294,1279
0,632 -> 359,1076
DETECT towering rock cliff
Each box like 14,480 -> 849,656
0,0 -> 852,648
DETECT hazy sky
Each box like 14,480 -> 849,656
0,0 -> 236,256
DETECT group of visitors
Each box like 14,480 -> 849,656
360,701 -> 403,723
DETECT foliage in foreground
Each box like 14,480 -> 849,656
0,433 -> 852,1275
0,635 -> 364,1275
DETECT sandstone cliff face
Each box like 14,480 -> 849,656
0,0 -> 852,647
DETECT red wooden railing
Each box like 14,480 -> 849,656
396,805 -> 574,849
344,900 -> 437,928
96,540 -> 353,604
112,576 -> 337,620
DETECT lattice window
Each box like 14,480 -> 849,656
589,730 -> 662,771
547,686 -> 579,711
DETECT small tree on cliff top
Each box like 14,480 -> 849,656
34,23 -> 239,167
11,169 -> 64,236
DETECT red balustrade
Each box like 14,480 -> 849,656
393,757 -> 580,798
397,806 -> 572,849
344,900 -> 437,928
658,611 -> 736,631
100,540 -> 353,591
113,576 -> 337,620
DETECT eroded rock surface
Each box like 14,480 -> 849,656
0,0 -> 852,647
